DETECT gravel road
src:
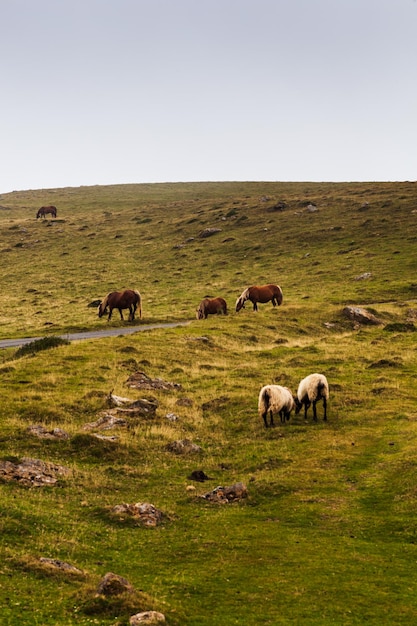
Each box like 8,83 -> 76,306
0,322 -> 190,349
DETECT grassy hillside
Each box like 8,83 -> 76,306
1,181 -> 417,625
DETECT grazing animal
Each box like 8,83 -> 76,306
36,206 -> 57,219
196,297 -> 228,319
258,384 -> 295,427
98,289 -> 142,322
295,373 -> 329,421
235,284 -> 283,312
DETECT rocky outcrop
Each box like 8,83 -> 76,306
97,572 -> 134,596
0,457 -> 70,487
342,306 -> 383,326
165,439 -> 202,455
111,502 -> 165,527
201,482 -> 248,503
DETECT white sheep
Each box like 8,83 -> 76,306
295,373 -> 329,421
258,384 -> 295,428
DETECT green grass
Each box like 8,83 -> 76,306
1,181 -> 417,624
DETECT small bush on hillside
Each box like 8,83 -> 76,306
15,336 -> 70,358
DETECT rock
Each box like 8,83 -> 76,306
111,502 -> 165,527
188,470 -> 211,482
28,425 -> 69,440
354,272 -> 372,281
114,397 -> 158,419
87,299 -> 102,308
84,413 -> 128,430
39,558 -> 84,576
126,371 -> 181,391
342,306 -> 383,326
0,457 -> 70,487
130,611 -> 166,625
91,434 -> 119,442
199,227 -> 222,238
267,201 -> 287,212
166,439 -> 202,455
201,482 -> 248,503
165,412 -> 179,422
97,572 -> 134,596
107,391 -> 133,406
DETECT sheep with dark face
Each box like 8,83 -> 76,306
295,373 -> 329,421
258,384 -> 295,428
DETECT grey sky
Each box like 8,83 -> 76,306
1,0 -> 416,193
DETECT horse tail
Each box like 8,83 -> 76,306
134,290 -> 142,319
98,293 -> 109,318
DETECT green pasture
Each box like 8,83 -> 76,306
1,181 -> 417,625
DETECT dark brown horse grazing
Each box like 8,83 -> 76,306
98,289 -> 142,321
36,206 -> 57,219
196,297 -> 228,319
235,284 -> 283,312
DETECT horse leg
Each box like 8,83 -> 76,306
118,308 -> 124,320
253,301 -> 258,311
107,307 -> 113,321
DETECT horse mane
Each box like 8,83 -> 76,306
99,292 -> 110,313
239,287 -> 251,301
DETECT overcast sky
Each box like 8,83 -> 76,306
1,0 -> 416,193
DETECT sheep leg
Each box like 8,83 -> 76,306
279,410 -> 285,424
323,397 -> 327,421
262,411 -> 268,428
269,410 -> 274,427
304,402 -> 310,420
312,401 -> 318,421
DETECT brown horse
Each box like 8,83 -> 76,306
98,289 -> 142,321
36,206 -> 57,219
235,284 -> 283,312
196,297 -> 228,319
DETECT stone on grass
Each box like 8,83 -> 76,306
28,425 -> 69,440
39,558 -> 84,576
97,572 -> 134,596
111,502 -> 165,527
165,439 -> 202,455
130,611 -> 166,625
342,306 -> 383,326
0,457 -> 70,487
201,482 -> 248,503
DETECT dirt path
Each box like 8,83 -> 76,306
0,322 -> 190,349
